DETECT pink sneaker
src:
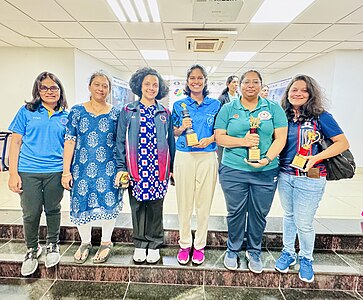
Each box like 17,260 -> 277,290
192,248 -> 205,264
177,247 -> 191,265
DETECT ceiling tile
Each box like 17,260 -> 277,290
171,60 -> 195,67
169,52 -> 198,60
121,23 -> 164,39
162,23 -> 204,39
234,0 -> 264,23
116,66 -> 129,72
56,0 -> 117,21
99,58 -> 123,66
0,40 -> 12,47
232,40 -> 269,52
278,53 -> 315,61
81,22 -> 127,38
347,31 -> 363,41
146,66 -> 172,74
0,24 -> 41,47
133,40 -> 167,50
166,40 -> 175,51
326,41 -> 363,51
1,20 -> 56,38
294,0 -> 363,23
65,38 -> 105,50
243,61 -> 273,69
83,50 -> 116,59
99,39 -> 136,51
262,41 -> 304,52
113,50 -> 143,60
238,24 -> 287,40
292,41 -> 339,53
250,52 -> 286,62
197,53 -> 227,61
6,0 -> 74,21
158,0 -> 193,22
0,0 -> 32,21
276,24 -> 330,40
268,61 -> 299,69
146,60 -> 171,67
312,24 -> 363,41
120,59 -> 146,67
32,38 -> 73,47
41,22 -> 92,38
338,6 -> 363,23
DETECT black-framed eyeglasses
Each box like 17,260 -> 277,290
39,85 -> 60,92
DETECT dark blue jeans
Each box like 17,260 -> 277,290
219,165 -> 279,255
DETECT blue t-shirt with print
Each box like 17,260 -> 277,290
8,105 -> 68,173
172,96 -> 221,152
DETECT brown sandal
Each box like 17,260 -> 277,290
92,243 -> 113,264
74,243 -> 92,264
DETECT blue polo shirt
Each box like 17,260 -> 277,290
214,97 -> 287,172
172,96 -> 221,152
280,111 -> 343,176
8,104 -> 69,173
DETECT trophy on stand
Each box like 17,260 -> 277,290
181,103 -> 199,146
247,116 -> 261,162
290,130 -> 321,171
119,172 -> 129,189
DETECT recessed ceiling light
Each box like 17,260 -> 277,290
147,0 -> 161,22
134,0 -> 150,22
251,0 -> 315,23
120,0 -> 138,22
106,0 -> 126,22
140,50 -> 169,60
224,52 -> 256,61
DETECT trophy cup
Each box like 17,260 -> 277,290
290,130 -> 321,171
181,103 -> 199,146
247,116 -> 261,162
119,172 -> 129,189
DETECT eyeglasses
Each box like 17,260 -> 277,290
241,80 -> 261,86
39,85 -> 60,92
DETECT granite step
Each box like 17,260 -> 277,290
1,210 -> 362,251
0,240 -> 362,293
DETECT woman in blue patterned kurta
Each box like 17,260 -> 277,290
62,71 -> 122,264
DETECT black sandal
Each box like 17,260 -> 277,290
74,243 -> 92,264
93,243 -> 113,264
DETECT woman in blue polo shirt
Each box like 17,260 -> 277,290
8,71 -> 68,276
274,75 -> 349,283
215,70 -> 288,273
172,64 -> 221,265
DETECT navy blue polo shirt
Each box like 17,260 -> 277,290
8,104 -> 69,173
172,96 -> 221,152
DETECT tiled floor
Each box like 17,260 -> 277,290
0,278 -> 362,299
0,171 -> 362,219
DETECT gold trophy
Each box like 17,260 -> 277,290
290,130 -> 321,171
247,116 -> 261,162
119,172 -> 129,189
181,103 -> 199,146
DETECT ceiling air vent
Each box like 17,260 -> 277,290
187,38 -> 225,52
192,0 -> 244,22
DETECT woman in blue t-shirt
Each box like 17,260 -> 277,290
275,75 -> 350,283
8,72 -> 68,276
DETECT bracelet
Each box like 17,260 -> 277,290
264,155 -> 272,165
62,173 -> 71,177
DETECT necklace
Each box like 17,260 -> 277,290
89,101 -> 107,114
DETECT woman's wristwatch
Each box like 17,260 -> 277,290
264,155 -> 272,165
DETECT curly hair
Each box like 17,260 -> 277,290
184,64 -> 209,97
26,71 -> 68,112
220,75 -> 239,96
129,67 -> 169,100
281,75 -> 326,122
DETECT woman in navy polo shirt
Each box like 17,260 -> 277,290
172,64 -> 221,265
215,70 -> 288,273
275,75 -> 349,283
8,71 -> 68,276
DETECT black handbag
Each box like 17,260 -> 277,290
319,138 -> 356,181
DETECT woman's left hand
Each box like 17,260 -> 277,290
244,157 -> 270,168
193,136 -> 214,149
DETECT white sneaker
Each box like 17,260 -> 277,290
146,249 -> 160,264
133,248 -> 146,263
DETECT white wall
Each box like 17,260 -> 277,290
265,50 -> 363,166
74,49 -> 128,105
0,47 -> 75,130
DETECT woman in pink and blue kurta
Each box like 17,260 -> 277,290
115,67 -> 175,264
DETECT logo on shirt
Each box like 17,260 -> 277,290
207,117 -> 214,127
258,111 -> 271,120
60,117 -> 68,125
32,117 -> 41,120
233,114 -> 239,119
159,115 -> 167,123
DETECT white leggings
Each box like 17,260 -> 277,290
77,219 -> 116,244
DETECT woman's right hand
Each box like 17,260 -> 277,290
181,117 -> 192,131
61,174 -> 73,191
8,173 -> 23,194
243,131 -> 259,148
115,171 -> 129,188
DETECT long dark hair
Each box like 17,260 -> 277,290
184,64 -> 209,97
281,75 -> 326,122
26,71 -> 68,112
129,67 -> 169,100
221,75 -> 239,95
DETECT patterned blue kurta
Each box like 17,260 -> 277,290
130,103 -> 168,201
65,104 -> 122,225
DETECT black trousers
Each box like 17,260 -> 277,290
128,188 -> 164,249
